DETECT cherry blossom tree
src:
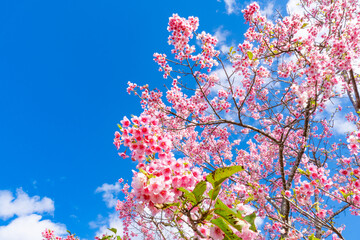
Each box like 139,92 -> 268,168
45,0 -> 360,239
112,0 -> 360,239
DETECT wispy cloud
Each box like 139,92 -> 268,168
315,98 -> 356,136
321,98 -> 356,135
221,0 -> 238,14
352,56 -> 360,76
286,0 -> 305,15
92,182 -> 127,239
95,182 -> 121,208
0,214 -> 67,240
0,189 -> 67,240
333,116 -> 356,135
260,1 -> 275,17
90,212 -> 127,238
93,182 -> 169,239
0,188 -> 54,221
210,64 -> 241,94
214,26 -> 231,53
214,26 -> 230,44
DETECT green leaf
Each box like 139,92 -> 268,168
117,124 -> 122,130
214,198 -> 238,215
178,187 -> 197,205
139,168 -> 149,177
311,202 -> 319,211
208,185 -> 221,200
154,202 -> 180,209
192,181 -> 207,202
117,236 -> 122,240
301,23 -> 309,29
309,234 -> 320,240
67,230 -> 72,235
339,190 -> 353,200
297,168 -> 307,175
247,51 -> 253,60
229,46 -> 233,53
244,195 -> 254,204
243,212 -> 257,232
345,192 -> 353,200
206,214 -> 214,221
108,228 -> 117,234
100,236 -> 112,240
211,218 -> 242,240
206,166 -> 244,188
214,199 -> 245,232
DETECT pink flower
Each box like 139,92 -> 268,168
118,152 -> 129,159
140,116 -> 150,124
141,126 -> 149,135
173,162 -> 182,171
114,131 -> 121,138
120,116 -> 131,128
163,167 -> 172,176
131,116 -> 140,125
339,169 -> 349,176
199,226 -> 209,237
316,209 -> 327,219
148,177 -> 165,195
239,224 -> 258,240
210,225 -> 224,240
42,229 -> 54,240
132,172 -> 147,190
159,139 -> 171,150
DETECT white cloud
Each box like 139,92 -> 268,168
260,1 -> 274,17
93,182 -> 174,240
223,0 -> 238,14
333,116 -> 356,134
321,98 -> 356,135
0,214 -> 67,240
90,212 -> 145,240
214,26 -> 230,44
352,56 -> 360,76
91,213 -> 125,238
93,182 -> 128,239
0,188 -> 69,240
214,26 -> 231,53
0,188 -> 54,221
95,182 -> 121,208
211,64 -> 239,93
287,0 -> 304,15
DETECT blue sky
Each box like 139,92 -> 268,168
0,0 -> 359,239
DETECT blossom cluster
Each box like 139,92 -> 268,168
242,3 -> 260,23
167,14 -> 198,60
114,114 -> 171,162
130,154 -> 203,209
194,31 -> 220,71
42,229 -> 78,240
347,127 -> 360,154
153,53 -> 172,79
113,0 -> 360,238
